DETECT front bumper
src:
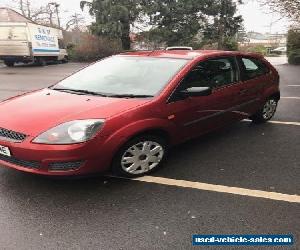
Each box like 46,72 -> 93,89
0,135 -> 115,176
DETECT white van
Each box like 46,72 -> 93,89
0,22 -> 68,66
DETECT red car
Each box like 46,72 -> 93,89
0,50 -> 280,177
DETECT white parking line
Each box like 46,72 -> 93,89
267,120 -> 300,126
243,119 -> 300,126
287,85 -> 300,87
128,176 -> 300,203
281,97 -> 300,100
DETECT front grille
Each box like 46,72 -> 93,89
49,161 -> 83,171
0,127 -> 27,142
0,154 -> 40,169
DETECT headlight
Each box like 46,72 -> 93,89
33,119 -> 105,144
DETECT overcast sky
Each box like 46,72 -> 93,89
0,0 -> 291,33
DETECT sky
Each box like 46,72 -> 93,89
238,0 -> 290,33
0,0 -> 291,34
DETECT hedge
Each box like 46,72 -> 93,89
67,34 -> 122,62
287,29 -> 300,65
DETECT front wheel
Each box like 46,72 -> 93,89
250,98 -> 278,123
112,135 -> 167,177
4,61 -> 14,67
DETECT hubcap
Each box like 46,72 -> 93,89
121,141 -> 164,175
262,99 -> 277,120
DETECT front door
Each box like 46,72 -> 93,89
166,56 -> 240,141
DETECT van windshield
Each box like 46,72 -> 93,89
53,56 -> 188,97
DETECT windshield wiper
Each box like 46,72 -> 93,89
109,94 -> 154,98
52,88 -> 153,98
51,88 -> 109,97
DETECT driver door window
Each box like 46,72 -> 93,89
179,57 -> 237,91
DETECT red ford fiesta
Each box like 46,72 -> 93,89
0,50 -> 280,177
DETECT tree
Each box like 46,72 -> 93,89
65,13 -> 85,31
144,0 -> 215,47
81,0 -> 244,50
203,0 -> 243,50
10,0 -> 60,27
80,0 -> 148,50
260,0 -> 300,22
138,0 -> 244,49
287,29 -> 300,65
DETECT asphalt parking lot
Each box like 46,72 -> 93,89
0,61 -> 299,249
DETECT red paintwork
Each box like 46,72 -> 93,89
0,50 -> 280,176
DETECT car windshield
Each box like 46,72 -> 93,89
53,56 -> 189,97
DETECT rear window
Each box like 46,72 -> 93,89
239,57 -> 269,81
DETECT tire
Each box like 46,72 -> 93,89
4,61 -> 14,67
62,56 -> 68,63
36,58 -> 47,66
112,135 -> 168,178
250,97 -> 278,123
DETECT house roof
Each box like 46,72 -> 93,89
0,8 -> 33,23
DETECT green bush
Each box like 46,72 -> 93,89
287,29 -> 300,65
288,49 -> 300,65
223,38 -> 238,51
247,45 -> 267,56
239,45 -> 267,56
200,38 -> 238,51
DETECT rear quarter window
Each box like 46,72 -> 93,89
239,56 -> 270,81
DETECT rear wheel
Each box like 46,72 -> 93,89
112,135 -> 167,177
4,61 -> 14,67
62,56 -> 68,63
250,97 -> 278,123
36,58 -> 47,66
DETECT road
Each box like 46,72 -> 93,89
0,61 -> 299,249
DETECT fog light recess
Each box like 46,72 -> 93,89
49,161 -> 84,171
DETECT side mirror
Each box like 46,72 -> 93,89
180,87 -> 212,97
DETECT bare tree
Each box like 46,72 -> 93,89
8,0 -> 88,31
260,0 -> 300,22
11,0 -> 60,27
49,2 -> 61,28
16,0 -> 32,19
65,13 -> 85,31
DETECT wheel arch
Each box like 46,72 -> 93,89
125,127 -> 171,145
269,91 -> 280,101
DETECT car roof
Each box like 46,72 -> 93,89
120,50 -> 263,60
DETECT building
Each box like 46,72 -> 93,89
240,31 -> 287,48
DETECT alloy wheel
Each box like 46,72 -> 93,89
262,99 -> 277,120
121,140 -> 165,175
